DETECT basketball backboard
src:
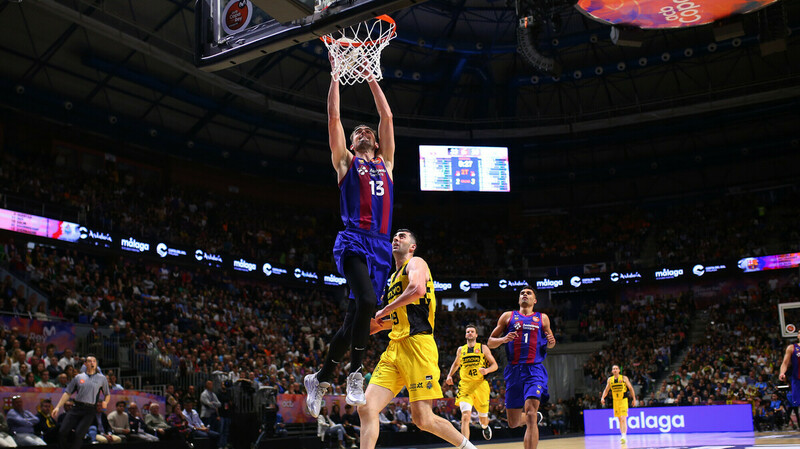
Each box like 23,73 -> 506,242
195,0 -> 423,71
778,301 -> 800,338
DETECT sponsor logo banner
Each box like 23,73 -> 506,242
536,278 -> 563,289
610,272 -> 642,283
156,243 -> 187,258
195,249 -> 223,264
584,404 -> 752,435
433,281 -> 453,292
294,268 -> 318,281
262,263 -> 288,277
576,0 -> 779,30
570,276 -> 602,288
692,263 -> 727,276
233,258 -> 257,272
498,279 -> 528,289
323,274 -> 347,286
0,316 -> 76,350
654,267 -> 684,280
120,237 -> 150,253
79,227 -> 112,247
459,280 -> 490,292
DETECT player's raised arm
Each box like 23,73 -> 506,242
542,313 -> 556,349
480,343 -> 498,376
780,344 -> 794,381
445,347 -> 462,385
487,312 -> 514,349
328,72 -> 351,180
367,79 -> 394,176
374,257 -> 428,320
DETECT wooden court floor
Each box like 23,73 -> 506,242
383,431 -> 800,449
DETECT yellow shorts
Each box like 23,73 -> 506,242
613,398 -> 628,418
370,334 -> 442,402
456,380 -> 490,414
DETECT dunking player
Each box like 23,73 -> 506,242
360,229 -> 479,449
779,332 -> 800,426
600,365 -> 637,443
445,324 -> 498,441
488,286 -> 556,449
305,60 -> 395,417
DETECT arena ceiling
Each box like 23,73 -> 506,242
0,0 -> 799,168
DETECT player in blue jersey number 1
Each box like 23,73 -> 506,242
305,58 -> 396,417
488,285 -> 556,449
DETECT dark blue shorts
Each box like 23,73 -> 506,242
333,228 -> 392,304
790,380 -> 800,407
504,363 -> 549,409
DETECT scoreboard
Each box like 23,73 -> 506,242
419,145 -> 510,192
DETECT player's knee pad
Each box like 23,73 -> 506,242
459,402 -> 473,413
479,413 -> 489,418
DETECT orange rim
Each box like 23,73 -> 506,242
320,14 -> 397,47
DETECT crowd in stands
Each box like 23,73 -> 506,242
639,280 -> 800,431
650,192 -> 799,265
1,144 -> 800,445
3,232 -> 800,438
580,291 -> 693,401
2,150 -> 799,279
0,391 -> 233,447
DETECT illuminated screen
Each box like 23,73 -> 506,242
419,145 -> 510,192
0,208 -> 80,242
576,0 -> 779,29
738,252 -> 800,272
584,405 -> 753,435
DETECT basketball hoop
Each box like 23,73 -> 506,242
321,15 -> 396,85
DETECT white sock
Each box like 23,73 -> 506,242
458,436 -> 477,449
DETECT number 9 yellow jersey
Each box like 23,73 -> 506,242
386,259 -> 436,341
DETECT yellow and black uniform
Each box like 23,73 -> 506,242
456,343 -> 490,414
371,259 -> 441,402
607,375 -> 629,418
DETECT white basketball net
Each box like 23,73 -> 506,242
321,15 -> 396,85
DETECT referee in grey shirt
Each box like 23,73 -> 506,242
52,355 -> 110,449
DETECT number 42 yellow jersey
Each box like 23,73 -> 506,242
459,343 -> 487,382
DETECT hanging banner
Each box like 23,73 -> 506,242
576,0 -> 779,29
0,316 -> 76,351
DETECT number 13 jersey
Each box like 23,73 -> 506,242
505,311 -> 547,364
339,156 -> 393,236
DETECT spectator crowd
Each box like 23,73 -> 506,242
0,141 -> 797,446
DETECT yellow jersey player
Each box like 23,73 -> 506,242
362,229 -> 478,449
445,324 -> 498,441
600,365 -> 637,443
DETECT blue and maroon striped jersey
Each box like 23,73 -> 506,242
505,311 -> 548,364
339,156 -> 393,235
791,343 -> 800,380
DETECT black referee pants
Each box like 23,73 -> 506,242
58,404 -> 96,449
